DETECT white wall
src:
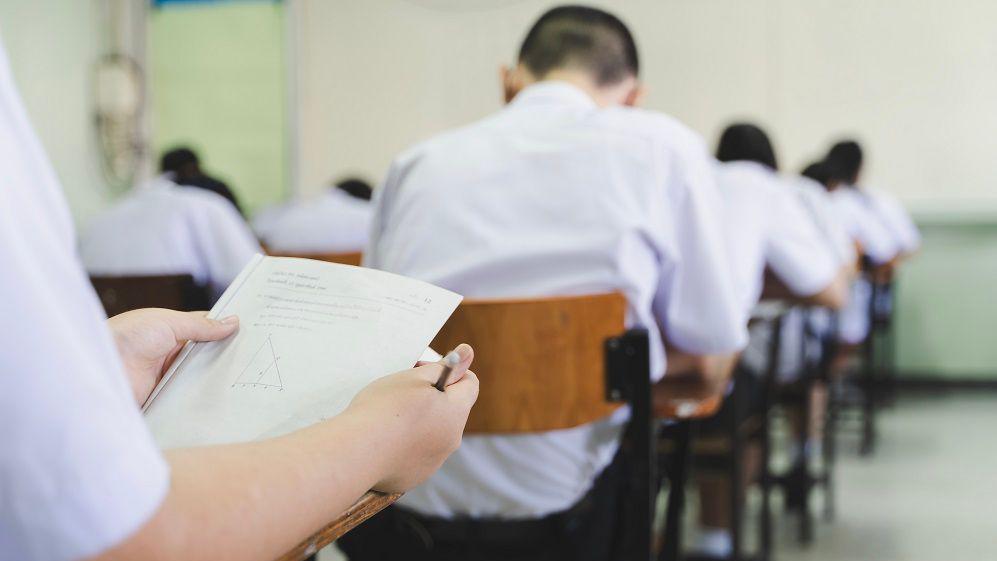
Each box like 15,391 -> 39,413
0,0 -> 110,226
293,0 -> 997,212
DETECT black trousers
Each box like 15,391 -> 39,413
338,447 -> 628,561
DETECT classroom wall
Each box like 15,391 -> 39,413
0,0 -> 110,226
292,0 -> 997,214
293,0 -> 997,378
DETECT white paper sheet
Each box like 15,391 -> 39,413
143,254 -> 462,449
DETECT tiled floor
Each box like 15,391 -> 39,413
323,391 -> 997,561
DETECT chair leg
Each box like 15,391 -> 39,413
759,395 -> 773,560
660,421 -> 692,561
822,378 -> 838,522
729,397 -> 743,561
798,380 -> 814,545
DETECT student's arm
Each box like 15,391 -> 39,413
649,135 -> 747,406
763,187 -> 850,310
92,349 -> 478,561
761,265 -> 850,310
658,345 -> 740,402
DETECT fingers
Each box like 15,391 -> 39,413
164,310 -> 240,343
445,370 -> 479,409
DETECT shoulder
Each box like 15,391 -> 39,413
391,112 -> 505,170
600,106 -> 709,155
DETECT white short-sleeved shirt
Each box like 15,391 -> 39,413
253,187 -> 372,253
828,187 -> 899,265
830,186 -> 912,344
715,161 -> 840,315
863,187 -> 921,255
80,176 -> 261,298
366,81 -> 747,518
0,41 -> 169,561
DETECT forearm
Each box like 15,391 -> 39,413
657,350 -> 739,402
98,410 -> 390,561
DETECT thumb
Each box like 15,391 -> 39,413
166,311 -> 240,343
446,370 -> 479,410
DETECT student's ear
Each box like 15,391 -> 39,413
623,83 -> 647,107
500,64 -> 521,105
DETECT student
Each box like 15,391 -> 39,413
79,173 -> 262,300
693,124 -> 850,556
161,146 -> 244,215
815,144 -> 905,346
714,123 -> 848,315
826,140 -> 921,257
0,40 -> 478,561
339,6 -> 747,560
254,177 -> 374,254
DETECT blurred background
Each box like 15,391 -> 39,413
2,1 -> 995,559
4,0 -> 996,383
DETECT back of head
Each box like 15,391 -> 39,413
825,140 -> 863,185
160,147 -> 200,179
801,161 -> 832,188
335,177 -> 373,201
518,5 -> 639,86
715,123 -> 778,171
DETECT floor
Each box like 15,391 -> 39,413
322,391 -> 997,561
774,391 -> 997,561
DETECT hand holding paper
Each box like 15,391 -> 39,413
143,255 -> 463,449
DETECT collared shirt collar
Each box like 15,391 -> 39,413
509,80 -> 599,110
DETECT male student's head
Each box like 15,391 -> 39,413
501,5 -> 642,107
160,147 -> 203,182
825,140 -> 863,186
334,177 -> 373,201
715,123 -> 779,171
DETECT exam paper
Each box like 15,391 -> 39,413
144,254 -> 462,448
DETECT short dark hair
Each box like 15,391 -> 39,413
716,123 -> 779,171
335,177 -> 373,201
825,140 -> 863,185
160,147 -> 199,174
518,5 -> 638,86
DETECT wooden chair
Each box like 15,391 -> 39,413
430,293 -> 655,560
90,274 -> 211,317
265,249 -> 363,267
657,305 -> 788,561
770,307 -> 840,544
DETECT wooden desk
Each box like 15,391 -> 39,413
275,491 -> 401,561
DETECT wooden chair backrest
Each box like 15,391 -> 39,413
90,274 -> 210,317
264,248 -> 363,267
431,293 -> 627,434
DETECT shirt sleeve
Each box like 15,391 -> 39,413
765,187 -> 840,297
652,140 -> 748,355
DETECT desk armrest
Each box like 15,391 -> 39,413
275,491 -> 401,561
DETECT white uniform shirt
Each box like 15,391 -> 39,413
715,161 -> 840,316
829,186 -> 906,344
828,187 -> 898,265
80,177 -> 261,297
366,82 -> 747,518
0,41 -> 169,561
864,187 -> 921,254
253,188 -> 372,253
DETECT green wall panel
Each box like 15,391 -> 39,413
895,222 -> 997,379
150,1 -> 286,214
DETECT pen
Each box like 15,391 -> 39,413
434,349 -> 461,391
